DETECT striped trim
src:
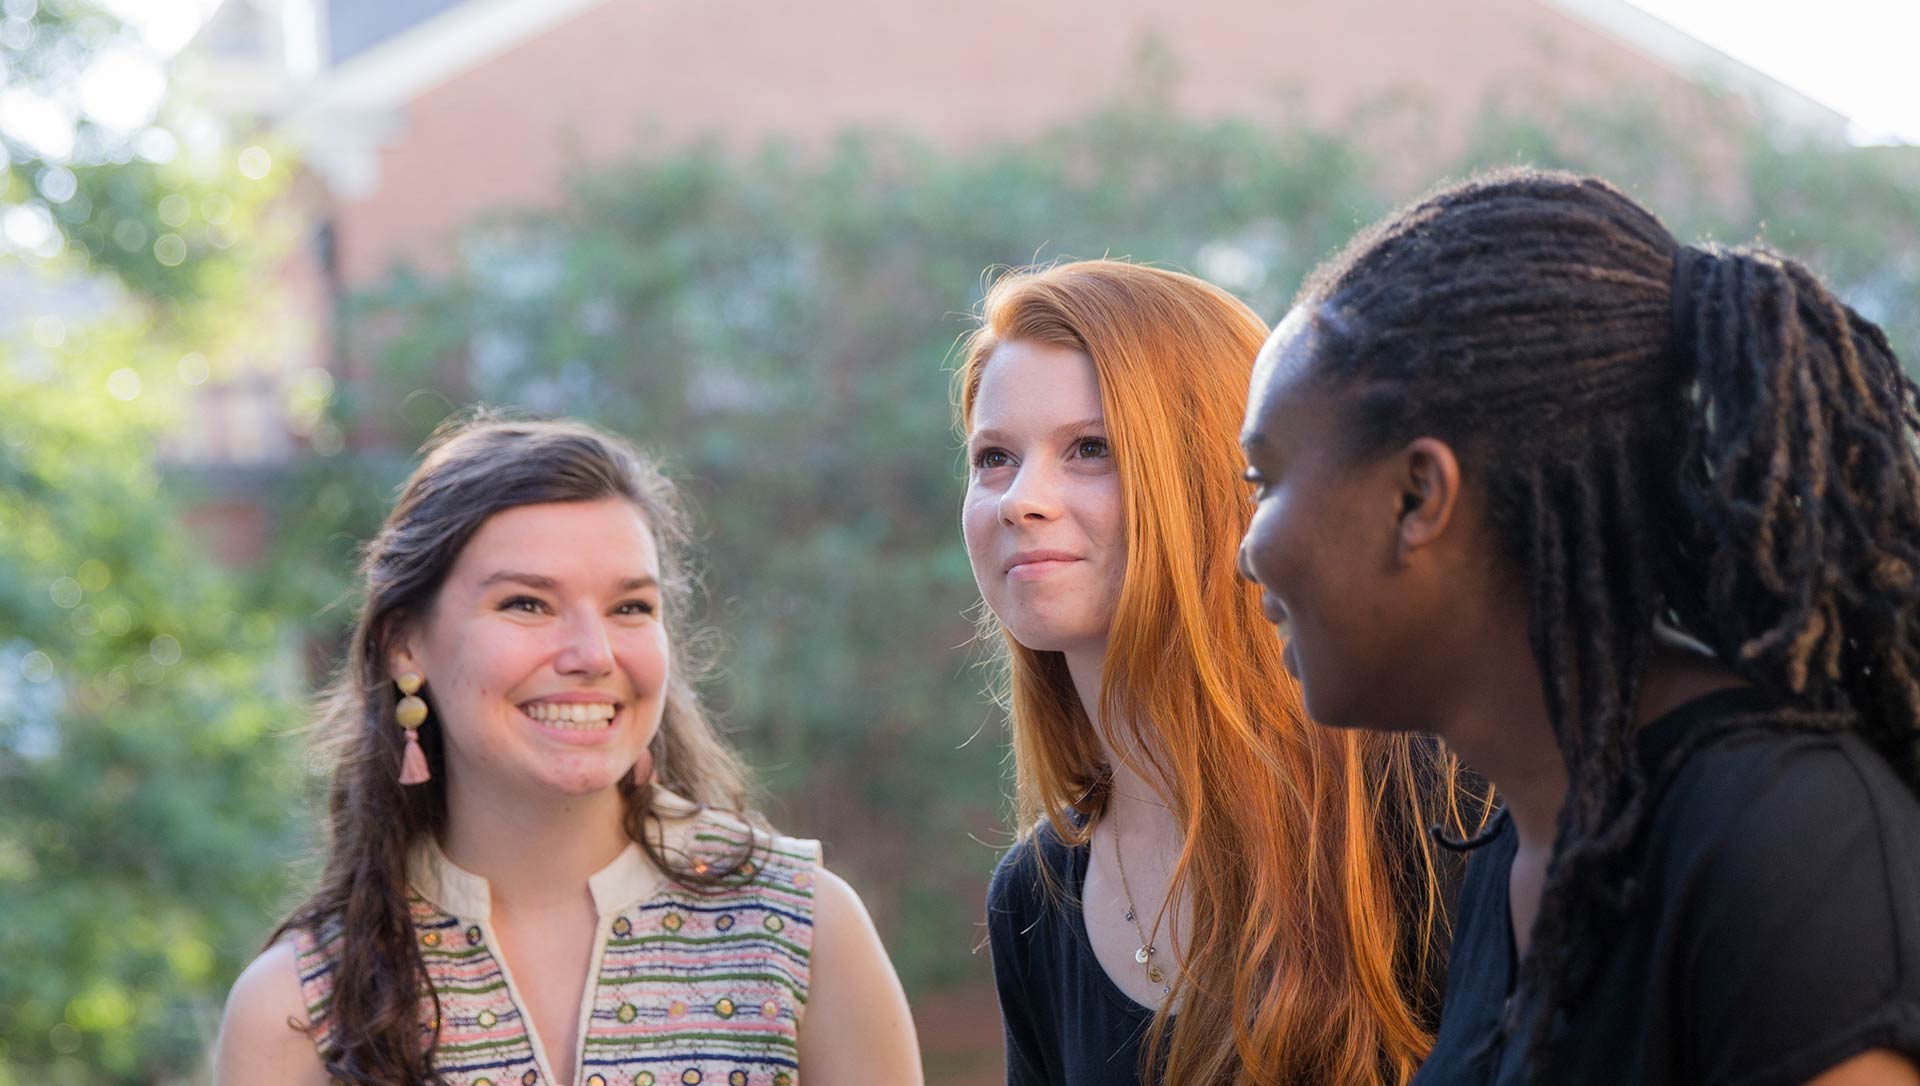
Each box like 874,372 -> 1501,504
293,814 -> 820,1085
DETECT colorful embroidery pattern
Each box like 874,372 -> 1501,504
293,815 -> 819,1086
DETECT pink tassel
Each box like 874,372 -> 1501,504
399,730 -> 431,785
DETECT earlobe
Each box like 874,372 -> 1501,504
1395,437 -> 1462,558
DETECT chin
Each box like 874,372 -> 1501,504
538,760 -> 633,797
1301,685 -> 1409,734
999,616 -> 1105,656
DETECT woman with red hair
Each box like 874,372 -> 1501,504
958,259 -> 1476,1085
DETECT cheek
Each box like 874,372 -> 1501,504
619,623 -> 672,686
425,620 -> 541,702
960,489 -> 1001,581
1073,474 -> 1126,555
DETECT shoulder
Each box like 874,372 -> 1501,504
1648,728 -> 1920,1079
988,817 -> 1077,911
806,864 -> 872,955
795,862 -> 923,1081
213,940 -> 329,1086
1657,727 -> 1920,882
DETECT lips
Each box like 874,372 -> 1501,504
1260,595 -> 1293,640
1005,549 -> 1082,576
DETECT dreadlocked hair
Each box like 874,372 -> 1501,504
1294,167 -> 1920,1082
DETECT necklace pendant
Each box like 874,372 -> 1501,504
1124,909 -> 1134,923
1134,945 -> 1153,964
1147,963 -> 1166,985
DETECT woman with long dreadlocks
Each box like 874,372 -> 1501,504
1237,167 -> 1920,1085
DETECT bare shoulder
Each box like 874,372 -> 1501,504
214,939 -> 329,1086
797,864 -> 923,1084
806,863 -> 895,967
809,865 -> 868,935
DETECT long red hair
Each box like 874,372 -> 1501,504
959,260 -> 1474,1084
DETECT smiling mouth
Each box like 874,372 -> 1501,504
520,701 -> 620,730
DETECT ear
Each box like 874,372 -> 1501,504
384,617 -> 424,684
1393,437 -> 1463,563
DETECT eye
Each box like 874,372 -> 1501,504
1242,469 -> 1267,501
1071,436 -> 1109,460
971,446 -> 1012,470
615,600 -> 657,617
499,595 -> 550,614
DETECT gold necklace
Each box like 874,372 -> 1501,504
1107,812 -> 1171,992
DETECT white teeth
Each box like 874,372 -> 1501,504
522,701 -> 618,729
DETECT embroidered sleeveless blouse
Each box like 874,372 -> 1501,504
293,812 -> 821,1086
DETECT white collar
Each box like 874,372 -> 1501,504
409,795 -> 704,920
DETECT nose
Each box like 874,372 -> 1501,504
999,462 -> 1062,525
1236,536 -> 1257,585
553,608 -> 615,677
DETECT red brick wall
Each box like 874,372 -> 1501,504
324,0 -> 1723,286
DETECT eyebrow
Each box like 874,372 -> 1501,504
478,571 -> 659,592
967,417 -> 1107,444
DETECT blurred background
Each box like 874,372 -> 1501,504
1,0 -> 1915,1082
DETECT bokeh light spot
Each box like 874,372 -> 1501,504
49,577 -> 82,609
149,635 -> 181,667
177,352 -> 209,385
106,368 -> 142,401
153,233 -> 187,266
237,146 -> 271,180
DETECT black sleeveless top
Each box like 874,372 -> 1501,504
987,787 -> 1458,1084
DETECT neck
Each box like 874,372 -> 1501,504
1424,600 -> 1567,853
1065,645 -> 1175,822
439,770 -> 632,912
1432,612 -> 1745,855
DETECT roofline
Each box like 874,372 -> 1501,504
1537,0 -> 1851,139
290,0 -> 612,118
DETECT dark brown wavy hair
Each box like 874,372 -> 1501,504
270,414 -> 762,1086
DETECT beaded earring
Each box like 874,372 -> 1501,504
395,672 -> 431,785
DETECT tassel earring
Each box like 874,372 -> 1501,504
395,672 -> 431,785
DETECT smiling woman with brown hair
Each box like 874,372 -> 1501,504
959,259 -> 1477,1085
213,416 -> 921,1086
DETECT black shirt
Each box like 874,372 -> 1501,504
987,801 -> 1458,1085
986,819 -> 1159,1086
1417,687 -> 1920,1086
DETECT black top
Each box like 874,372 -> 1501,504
1417,687 -> 1920,1086
987,798 -> 1459,1085
986,819 -> 1159,1086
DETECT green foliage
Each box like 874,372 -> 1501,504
0,328 -> 309,1085
1,0 -> 262,302
1,8 -> 308,1083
